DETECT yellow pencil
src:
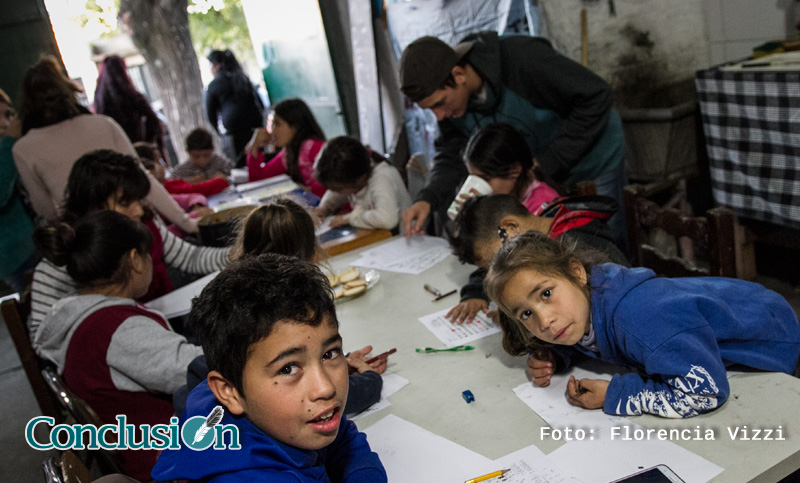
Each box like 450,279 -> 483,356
464,468 -> 510,483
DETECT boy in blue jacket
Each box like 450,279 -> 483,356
151,254 -> 387,482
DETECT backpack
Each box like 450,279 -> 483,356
534,195 -> 618,239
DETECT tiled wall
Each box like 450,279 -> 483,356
704,0 -> 794,65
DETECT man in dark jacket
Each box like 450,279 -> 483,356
399,32 -> 627,252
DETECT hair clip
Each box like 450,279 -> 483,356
498,226 -> 508,243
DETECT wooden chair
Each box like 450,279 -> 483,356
41,367 -> 124,476
624,180 -> 756,280
0,297 -> 62,421
574,180 -> 597,196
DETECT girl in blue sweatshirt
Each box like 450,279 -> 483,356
485,231 -> 800,418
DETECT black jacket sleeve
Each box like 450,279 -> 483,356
460,268 -> 489,302
416,121 -> 469,210
345,371 -> 383,415
500,36 -> 613,182
205,80 -> 223,133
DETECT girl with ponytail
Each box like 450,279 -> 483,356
33,211 -> 202,481
28,149 -> 231,336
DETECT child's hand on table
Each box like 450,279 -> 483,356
329,214 -> 348,228
566,376 -> 608,409
347,345 -> 388,374
446,298 -> 488,325
315,205 -> 331,219
527,348 -> 556,387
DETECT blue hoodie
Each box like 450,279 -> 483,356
151,381 -> 387,482
558,264 -> 800,419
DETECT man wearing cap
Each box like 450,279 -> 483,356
399,31 -> 627,252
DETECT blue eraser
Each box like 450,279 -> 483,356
462,390 -> 475,403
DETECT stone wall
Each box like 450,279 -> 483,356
538,0 -> 709,106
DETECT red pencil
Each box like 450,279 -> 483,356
366,348 -> 397,365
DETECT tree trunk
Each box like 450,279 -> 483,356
118,0 -> 217,164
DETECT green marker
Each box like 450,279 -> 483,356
416,345 -> 474,353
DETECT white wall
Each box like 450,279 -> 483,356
703,0 -> 795,65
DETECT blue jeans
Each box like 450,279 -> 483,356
593,159 -> 629,258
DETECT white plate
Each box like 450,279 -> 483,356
334,269 -> 380,303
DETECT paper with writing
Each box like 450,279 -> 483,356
418,307 -> 501,348
353,236 -> 451,274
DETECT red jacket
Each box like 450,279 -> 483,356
164,177 -> 228,197
64,304 -> 175,481
246,139 -> 326,198
138,217 -> 173,302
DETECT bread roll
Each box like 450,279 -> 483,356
343,285 -> 366,297
338,269 -> 361,283
345,279 -> 367,289
326,273 -> 339,287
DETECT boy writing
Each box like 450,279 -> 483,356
171,127 -> 235,183
446,194 -> 627,324
151,254 -> 387,482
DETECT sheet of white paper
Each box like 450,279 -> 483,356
144,271 -> 219,319
234,173 -> 294,192
315,216 -> 333,235
229,168 -> 249,184
362,414 -> 491,482
349,372 -> 409,421
378,372 -> 409,399
418,307 -> 501,348
548,425 -> 723,483
461,445 -> 577,483
513,365 -> 628,432
351,399 -> 390,419
354,236 -> 451,274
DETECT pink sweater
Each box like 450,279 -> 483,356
246,138 -> 326,198
521,179 -> 559,214
12,114 -> 198,233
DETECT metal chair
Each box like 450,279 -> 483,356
41,450 -> 94,483
0,296 -> 62,420
41,367 -> 124,476
42,452 -> 142,483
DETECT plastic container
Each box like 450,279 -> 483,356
447,175 -> 493,220
617,80 -> 699,182
197,205 -> 257,247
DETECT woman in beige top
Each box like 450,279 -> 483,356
12,56 -> 198,234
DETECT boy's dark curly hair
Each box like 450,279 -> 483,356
189,253 -> 337,396
448,194 -> 530,265
62,149 -> 150,224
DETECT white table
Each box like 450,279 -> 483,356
146,237 -> 800,481
145,271 -> 219,319
325,240 -> 800,483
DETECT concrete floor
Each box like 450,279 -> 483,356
0,277 -> 798,483
0,300 -> 58,483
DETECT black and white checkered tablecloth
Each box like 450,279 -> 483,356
695,68 -> 800,229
